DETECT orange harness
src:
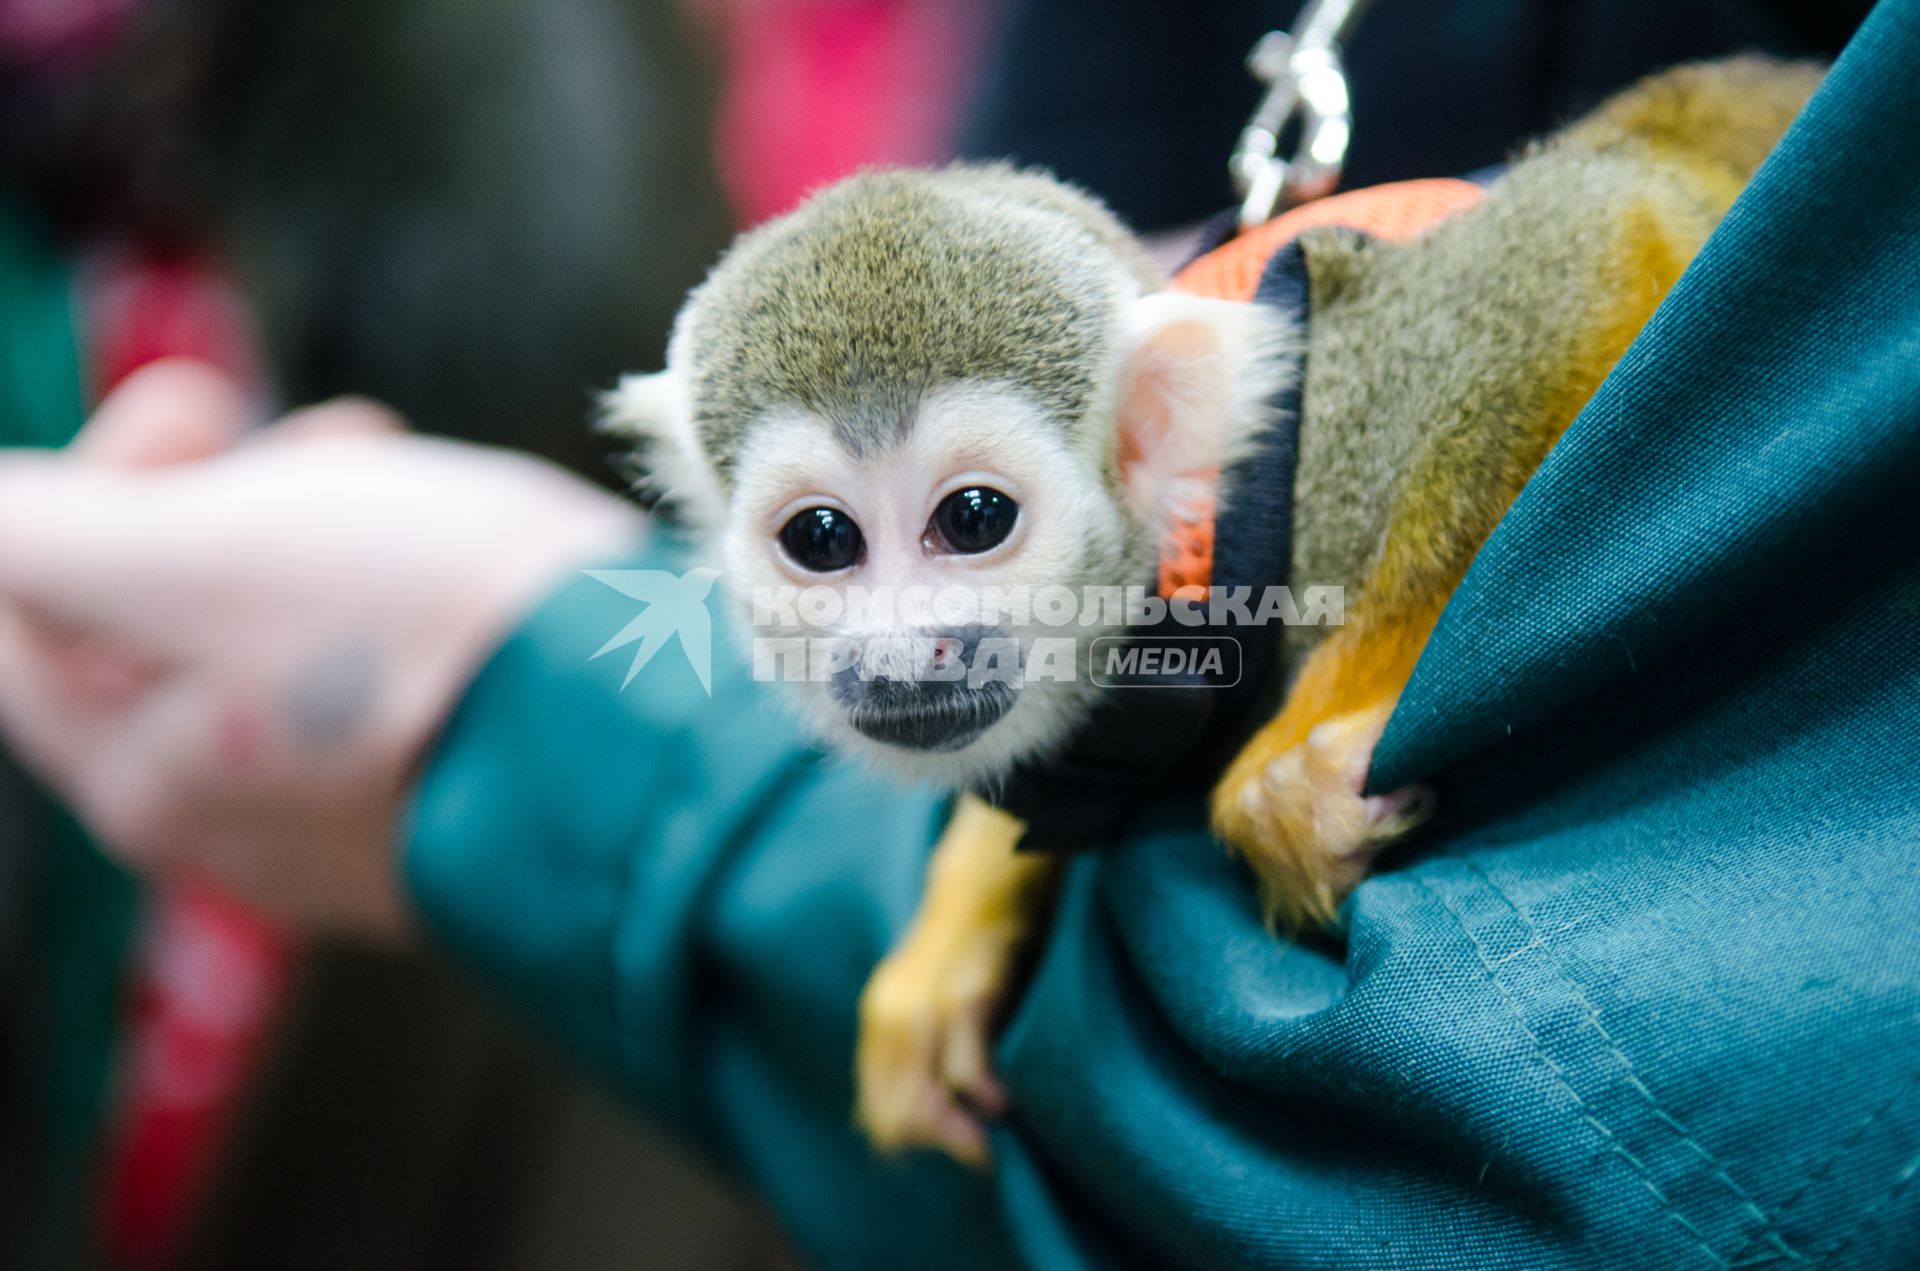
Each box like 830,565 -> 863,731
1155,178 -> 1485,598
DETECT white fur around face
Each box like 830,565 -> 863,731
721,381 -> 1143,789
609,283 -> 1300,793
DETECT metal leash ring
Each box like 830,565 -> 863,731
1230,0 -> 1375,230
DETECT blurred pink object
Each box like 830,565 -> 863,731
79,250 -> 265,404
75,246 -> 289,1271
702,0 -> 998,226
0,0 -> 140,69
97,884 -> 291,1271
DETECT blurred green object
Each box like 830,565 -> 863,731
0,193 -> 84,446
0,189 -> 140,1271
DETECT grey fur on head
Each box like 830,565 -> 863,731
678,165 -> 1163,476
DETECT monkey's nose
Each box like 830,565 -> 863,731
828,629 -> 1015,752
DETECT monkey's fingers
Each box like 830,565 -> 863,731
1212,702 -> 1432,932
856,960 -> 991,1167
941,996 -> 1008,1119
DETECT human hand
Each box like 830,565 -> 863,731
0,362 -> 642,940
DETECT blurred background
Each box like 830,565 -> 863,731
0,1 -> 1871,1267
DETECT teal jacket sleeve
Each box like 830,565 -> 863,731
406,7 -> 1920,1267
404,539 -> 1013,1266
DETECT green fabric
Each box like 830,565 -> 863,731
408,6 -> 1920,1266
0,195 -> 85,447
0,191 -> 139,1271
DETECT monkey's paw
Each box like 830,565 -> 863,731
855,908 -> 1021,1168
1211,703 -> 1434,931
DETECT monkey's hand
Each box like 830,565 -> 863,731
856,796 -> 1058,1167
1211,702 -> 1433,932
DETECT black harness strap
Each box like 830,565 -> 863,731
986,240 -> 1315,850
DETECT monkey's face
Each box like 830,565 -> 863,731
607,166 -> 1297,790
717,382 -> 1141,788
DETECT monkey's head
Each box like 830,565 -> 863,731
608,165 -> 1295,789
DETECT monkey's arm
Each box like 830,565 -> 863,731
856,794 -> 1058,1165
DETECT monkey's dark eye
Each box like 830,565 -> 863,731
778,506 -> 864,572
930,487 -> 1019,555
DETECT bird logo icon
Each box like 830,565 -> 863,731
584,567 -> 721,696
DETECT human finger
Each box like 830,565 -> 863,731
71,358 -> 252,469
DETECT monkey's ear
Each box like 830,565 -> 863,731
598,365 -> 727,535
1114,291 -> 1299,526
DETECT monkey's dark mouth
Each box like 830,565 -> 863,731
844,681 -> 1016,752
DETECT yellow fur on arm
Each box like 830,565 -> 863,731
855,795 -> 1059,1164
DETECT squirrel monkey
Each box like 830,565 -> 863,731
608,59 -> 1823,1165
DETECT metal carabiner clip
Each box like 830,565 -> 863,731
1230,0 -> 1375,231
